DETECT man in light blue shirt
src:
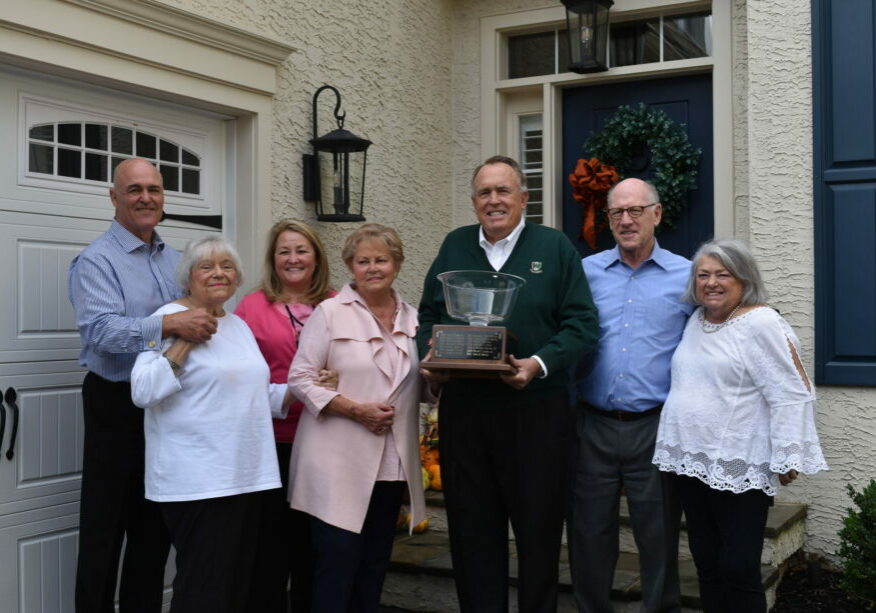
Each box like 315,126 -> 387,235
569,178 -> 693,613
68,158 -> 217,613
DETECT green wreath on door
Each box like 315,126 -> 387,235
584,103 -> 701,230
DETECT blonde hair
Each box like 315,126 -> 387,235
260,220 -> 332,305
341,223 -> 404,267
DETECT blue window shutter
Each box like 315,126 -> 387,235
814,0 -> 876,384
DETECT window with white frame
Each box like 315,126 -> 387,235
506,9 -> 712,78
19,95 -> 217,212
519,114 -> 544,224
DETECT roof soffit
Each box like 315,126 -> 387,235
63,0 -> 295,65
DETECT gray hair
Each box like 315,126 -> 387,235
682,238 -> 769,305
175,236 -> 244,292
470,155 -> 528,197
606,179 -> 660,207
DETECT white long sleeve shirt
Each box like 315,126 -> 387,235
131,303 -> 282,502
654,306 -> 828,495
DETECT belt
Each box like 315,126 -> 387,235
579,401 -> 663,421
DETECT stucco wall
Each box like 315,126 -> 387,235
737,0 -> 876,561
163,0 -> 454,303
448,0 -> 551,227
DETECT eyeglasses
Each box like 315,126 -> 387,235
605,203 -> 658,221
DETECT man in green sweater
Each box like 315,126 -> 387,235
417,156 -> 599,612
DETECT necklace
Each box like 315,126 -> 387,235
700,302 -> 742,333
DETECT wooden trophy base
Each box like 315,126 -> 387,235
420,324 -> 513,379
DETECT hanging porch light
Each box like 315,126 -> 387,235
562,0 -> 613,74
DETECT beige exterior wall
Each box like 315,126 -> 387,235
447,0 -> 550,228
164,0 -> 455,302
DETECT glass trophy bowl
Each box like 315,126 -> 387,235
421,270 -> 526,377
438,270 -> 526,326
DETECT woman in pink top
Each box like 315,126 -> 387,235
235,220 -> 336,613
288,224 -> 426,612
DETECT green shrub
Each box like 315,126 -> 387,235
837,479 -> 876,608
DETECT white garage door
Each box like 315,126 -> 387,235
0,65 -> 232,612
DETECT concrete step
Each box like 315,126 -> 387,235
385,491 -> 804,611
422,491 -> 806,567
384,531 -> 782,612
616,498 -> 807,567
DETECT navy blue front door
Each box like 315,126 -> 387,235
561,73 -> 713,259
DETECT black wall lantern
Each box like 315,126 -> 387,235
303,85 -> 372,222
562,0 -> 613,74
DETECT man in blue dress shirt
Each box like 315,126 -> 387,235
68,158 -> 217,613
569,178 -> 693,613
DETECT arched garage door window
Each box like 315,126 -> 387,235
28,122 -> 202,195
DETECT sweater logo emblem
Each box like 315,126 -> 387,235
529,261 -> 543,274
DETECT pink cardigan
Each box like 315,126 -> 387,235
234,289 -> 335,443
287,283 -> 426,534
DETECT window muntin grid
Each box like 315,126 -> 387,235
506,10 -> 712,79
27,122 -> 201,196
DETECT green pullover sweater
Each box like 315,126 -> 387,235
417,222 -> 599,404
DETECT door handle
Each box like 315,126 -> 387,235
160,212 -> 223,230
0,391 -> 5,456
5,387 -> 18,461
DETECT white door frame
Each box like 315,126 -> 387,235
478,0 -> 732,237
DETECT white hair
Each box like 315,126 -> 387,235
175,236 -> 243,292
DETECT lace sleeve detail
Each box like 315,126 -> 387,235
744,310 -> 828,476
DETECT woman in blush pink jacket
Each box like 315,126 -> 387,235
287,224 -> 426,612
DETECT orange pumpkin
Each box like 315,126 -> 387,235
427,464 -> 442,491
423,448 -> 440,469
410,515 -> 429,534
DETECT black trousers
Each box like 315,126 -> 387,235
76,372 -> 171,613
309,481 -> 405,613
161,492 -> 262,613
249,441 -> 316,613
439,389 -> 573,613
675,475 -> 771,613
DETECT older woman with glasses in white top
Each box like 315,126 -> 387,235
653,238 -> 827,613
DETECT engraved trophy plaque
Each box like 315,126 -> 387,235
421,270 -> 526,376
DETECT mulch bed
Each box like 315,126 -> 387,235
772,556 -> 869,612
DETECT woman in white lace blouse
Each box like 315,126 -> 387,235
653,239 -> 827,613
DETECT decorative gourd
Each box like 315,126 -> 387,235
423,448 -> 440,469
427,464 -> 442,491
405,512 -> 429,534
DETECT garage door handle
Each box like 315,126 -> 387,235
0,392 -> 5,456
4,387 -> 18,461
160,212 -> 223,230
